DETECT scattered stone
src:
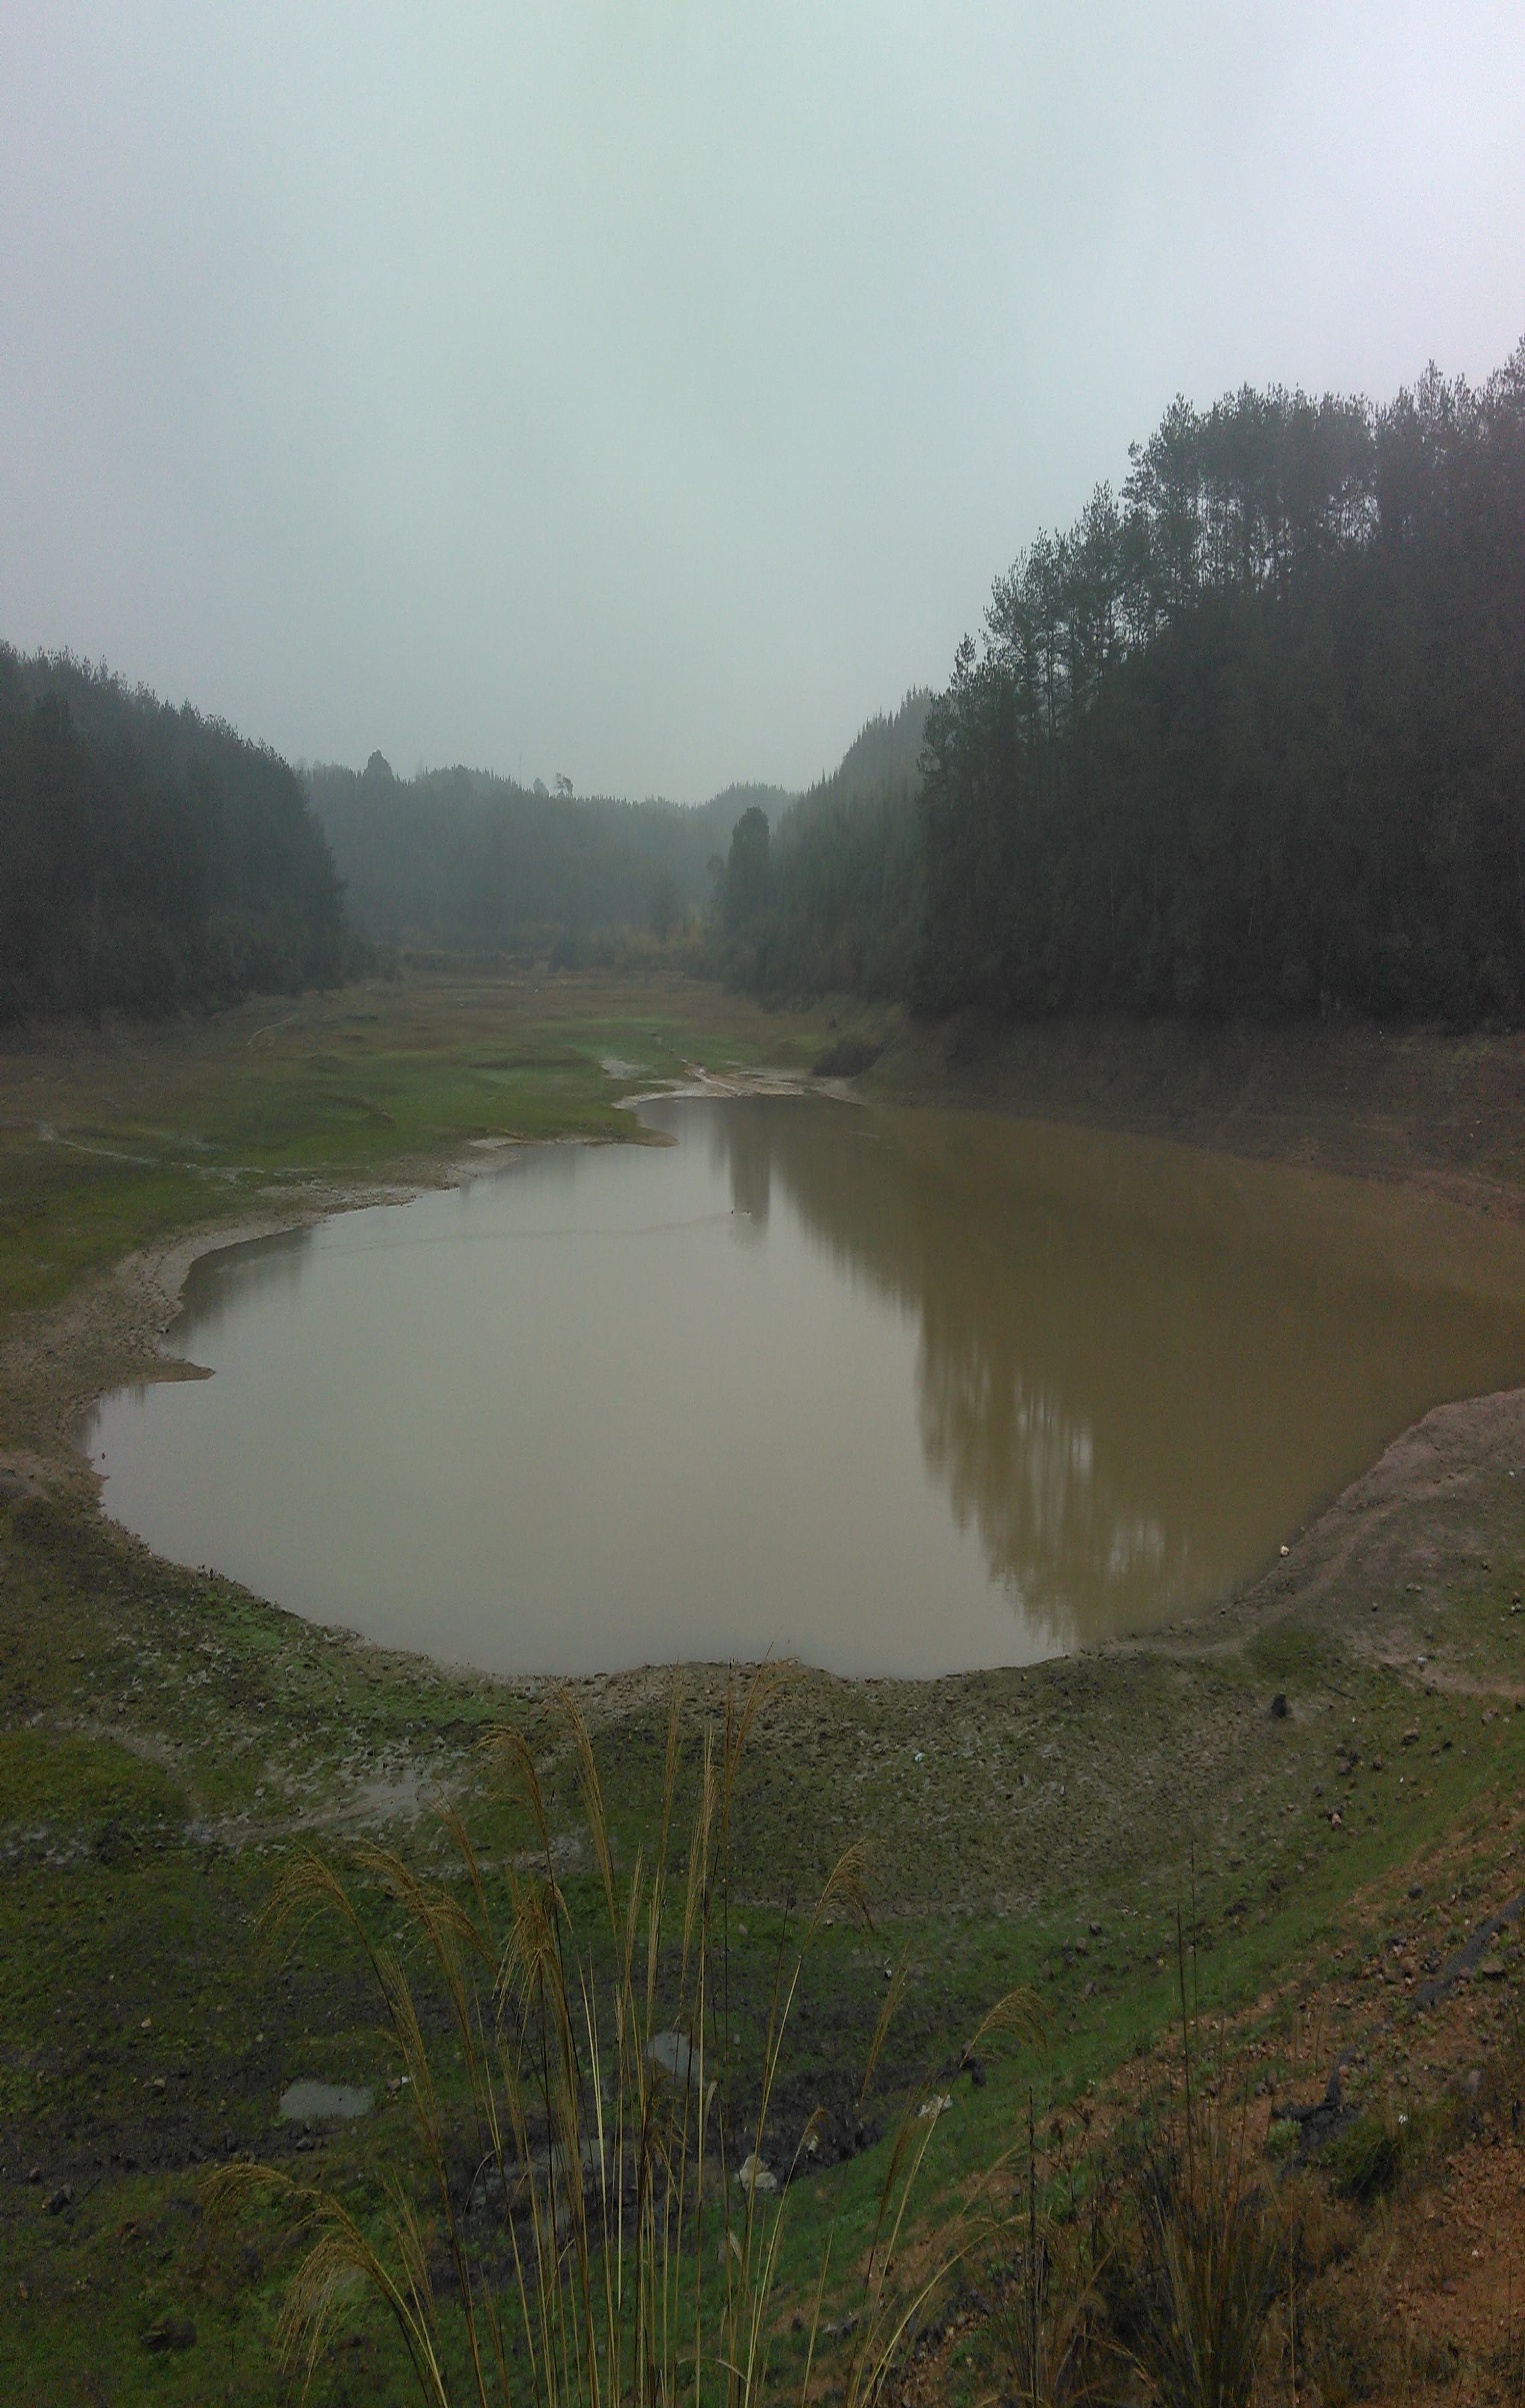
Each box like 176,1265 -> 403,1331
736,2152 -> 777,2195
1415,1888 -> 1525,2011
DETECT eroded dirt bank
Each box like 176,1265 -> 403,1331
873,1009 -> 1525,1215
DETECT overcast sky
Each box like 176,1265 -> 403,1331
3,5 -> 1522,799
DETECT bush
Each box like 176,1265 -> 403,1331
1321,2108 -> 1409,2203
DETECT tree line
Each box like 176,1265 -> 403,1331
721,341 -> 1525,1025
307,753 -> 791,955
719,693 -> 932,996
0,648 -> 352,1021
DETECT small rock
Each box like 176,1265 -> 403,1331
1329,1811 -> 1342,1827
646,2033 -> 697,2087
140,2316 -> 197,2354
736,2152 -> 777,2195
46,2185 -> 73,2215
140,2017 -> 152,2032
1401,1728 -> 1420,1746
25,2167 -> 39,2185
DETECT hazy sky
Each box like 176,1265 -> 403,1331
3,5 -> 1522,799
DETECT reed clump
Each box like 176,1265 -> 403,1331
986,2095 -> 1116,2408
205,1667 -> 1040,2406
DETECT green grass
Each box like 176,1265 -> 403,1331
0,969 -> 837,1318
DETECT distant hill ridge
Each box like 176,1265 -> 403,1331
302,720 -> 921,951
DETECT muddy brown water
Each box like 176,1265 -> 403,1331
82,1095 -> 1525,1677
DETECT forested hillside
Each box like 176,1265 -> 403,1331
718,692 -> 932,995
725,342 -> 1525,1025
0,649 -> 349,1021
307,755 -> 791,952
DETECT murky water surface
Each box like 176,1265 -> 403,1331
85,1096 -> 1525,1676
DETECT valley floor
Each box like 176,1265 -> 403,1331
5,969 -> 1525,2403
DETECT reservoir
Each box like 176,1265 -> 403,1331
83,1094 -> 1525,1678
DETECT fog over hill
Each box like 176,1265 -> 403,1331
304,714 -> 929,954
304,757 -> 791,951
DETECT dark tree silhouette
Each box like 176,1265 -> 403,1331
722,806 -> 772,933
0,647 -> 352,1021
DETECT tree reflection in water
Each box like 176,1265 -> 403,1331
704,1096 -> 1525,1647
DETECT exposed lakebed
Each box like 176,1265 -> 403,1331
83,1094 -> 1525,1676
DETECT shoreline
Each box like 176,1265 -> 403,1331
0,1051 -> 837,1502
7,1064 -> 1525,1706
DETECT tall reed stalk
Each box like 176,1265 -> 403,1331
1130,1908 -> 1285,2408
206,1668 -> 1039,2406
